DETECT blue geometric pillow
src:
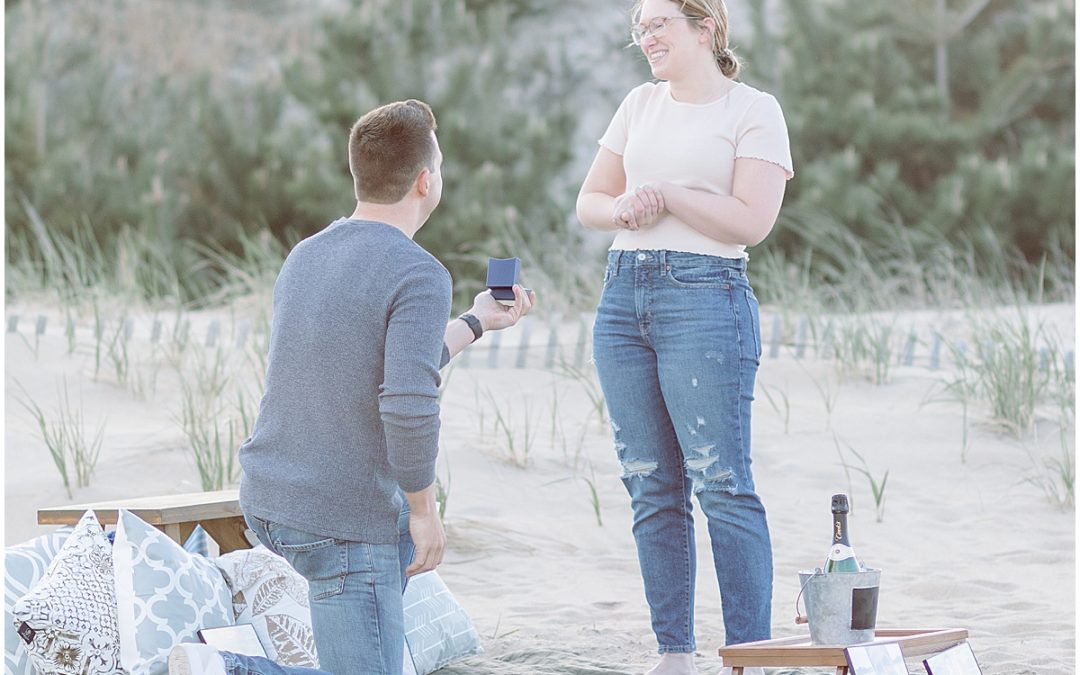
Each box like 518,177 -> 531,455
181,524 -> 212,557
403,571 -> 482,674
112,509 -> 233,675
4,526 -> 74,675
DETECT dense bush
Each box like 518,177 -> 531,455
282,0 -> 590,303
5,2 -> 343,304
5,0 -> 595,307
738,0 -> 1074,290
4,0 -> 1073,310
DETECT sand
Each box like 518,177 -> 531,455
4,300 -> 1075,675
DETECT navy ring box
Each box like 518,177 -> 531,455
487,257 -> 520,306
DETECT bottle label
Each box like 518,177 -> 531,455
828,544 -> 856,561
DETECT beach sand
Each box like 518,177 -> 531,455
4,301 -> 1075,674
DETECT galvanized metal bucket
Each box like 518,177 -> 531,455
797,568 -> 881,645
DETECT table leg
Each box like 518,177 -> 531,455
731,669 -> 743,675
160,523 -> 183,544
836,667 -> 848,675
201,516 -> 252,553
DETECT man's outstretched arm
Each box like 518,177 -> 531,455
443,284 -> 535,361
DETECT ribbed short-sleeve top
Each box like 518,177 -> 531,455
599,80 -> 794,259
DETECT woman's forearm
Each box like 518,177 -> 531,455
660,158 -> 787,246
576,192 -> 621,231
662,184 -> 773,246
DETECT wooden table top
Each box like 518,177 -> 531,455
717,628 -> 969,667
37,489 -> 242,526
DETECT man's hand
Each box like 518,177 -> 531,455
468,284 -> 535,333
404,485 -> 446,577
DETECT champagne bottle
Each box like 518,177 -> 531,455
824,494 -> 862,573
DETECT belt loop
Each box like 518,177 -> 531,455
658,250 -> 667,269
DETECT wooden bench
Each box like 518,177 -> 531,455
37,489 -> 251,553
717,628 -> 970,674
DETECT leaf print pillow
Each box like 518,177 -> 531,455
214,548 -> 319,668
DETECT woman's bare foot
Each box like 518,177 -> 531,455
645,653 -> 699,675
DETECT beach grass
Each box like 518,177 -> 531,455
758,381 -> 791,435
483,388 -> 536,469
4,208 -> 1073,514
834,436 -> 890,523
14,379 -> 106,498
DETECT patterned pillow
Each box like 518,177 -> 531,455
214,549 -> 481,674
4,526 -> 74,675
10,511 -> 124,674
213,547 -> 320,668
181,524 -> 213,557
403,571 -> 482,674
112,509 -> 233,675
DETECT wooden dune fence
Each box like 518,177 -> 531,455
7,310 -> 1074,378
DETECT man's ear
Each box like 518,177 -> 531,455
416,167 -> 432,197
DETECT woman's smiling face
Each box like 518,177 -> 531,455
634,0 -> 704,80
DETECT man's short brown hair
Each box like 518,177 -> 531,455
348,99 -> 438,204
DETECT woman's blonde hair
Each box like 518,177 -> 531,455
632,0 -> 740,78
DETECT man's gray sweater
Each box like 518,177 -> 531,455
239,218 -> 452,544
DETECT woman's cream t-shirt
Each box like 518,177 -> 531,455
599,80 -> 794,259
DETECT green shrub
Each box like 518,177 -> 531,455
740,0 -> 1074,276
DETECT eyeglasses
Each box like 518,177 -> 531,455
630,16 -> 697,46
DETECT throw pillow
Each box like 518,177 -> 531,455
215,549 -> 481,675
10,511 -> 123,674
4,526 -> 75,675
112,509 -> 233,675
403,571 -> 482,674
213,547 -> 319,668
181,524 -> 212,557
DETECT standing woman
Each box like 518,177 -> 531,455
576,0 -> 792,673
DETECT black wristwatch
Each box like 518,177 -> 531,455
458,313 -> 483,342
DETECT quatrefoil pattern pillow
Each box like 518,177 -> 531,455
113,509 -> 233,675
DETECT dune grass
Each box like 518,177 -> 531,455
834,436 -> 890,523
4,212 -> 1073,508
14,379 -> 106,498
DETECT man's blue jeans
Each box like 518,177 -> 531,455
241,502 -> 415,675
592,250 -> 773,650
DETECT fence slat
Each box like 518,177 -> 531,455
768,315 -> 782,358
902,331 -> 917,366
794,316 -> 808,359
206,321 -> 221,348
486,329 -> 502,368
514,320 -> 532,369
544,312 -> 563,369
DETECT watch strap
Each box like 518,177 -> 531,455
458,313 -> 483,342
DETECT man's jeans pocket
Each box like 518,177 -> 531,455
260,520 -> 349,600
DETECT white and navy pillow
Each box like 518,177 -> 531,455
11,511 -> 123,674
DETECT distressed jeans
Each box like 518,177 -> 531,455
592,250 -> 773,650
241,502 -> 415,675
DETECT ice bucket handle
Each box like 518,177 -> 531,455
794,568 -> 824,625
